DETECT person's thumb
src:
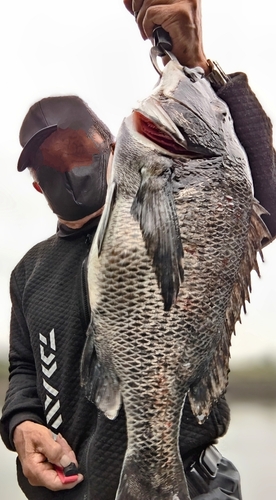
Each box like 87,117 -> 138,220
56,433 -> 78,466
35,430 -> 71,467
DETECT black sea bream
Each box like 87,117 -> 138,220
81,60 -> 270,500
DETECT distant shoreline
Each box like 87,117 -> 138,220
227,368 -> 276,404
0,365 -> 275,407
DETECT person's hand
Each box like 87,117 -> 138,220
13,421 -> 84,490
123,0 -> 209,72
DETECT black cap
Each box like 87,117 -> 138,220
17,95 -> 112,172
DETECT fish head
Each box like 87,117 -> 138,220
111,60 -> 252,196
132,60 -> 249,164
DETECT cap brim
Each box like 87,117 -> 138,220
17,125 -> 58,171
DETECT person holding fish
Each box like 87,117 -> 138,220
1,1 -> 275,499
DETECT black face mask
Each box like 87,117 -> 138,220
34,150 -> 110,221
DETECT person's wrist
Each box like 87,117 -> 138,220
206,60 -> 230,89
9,413 -> 45,443
13,420 -> 45,449
13,420 -> 32,444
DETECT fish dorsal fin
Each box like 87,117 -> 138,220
225,198 -> 271,333
188,199 -> 271,422
131,164 -> 184,311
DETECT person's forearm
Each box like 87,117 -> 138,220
215,72 -> 276,241
0,271 -> 46,449
0,370 -> 46,450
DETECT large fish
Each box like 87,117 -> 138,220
81,60 -> 270,500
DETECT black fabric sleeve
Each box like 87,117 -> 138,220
215,72 -> 276,242
0,269 -> 46,451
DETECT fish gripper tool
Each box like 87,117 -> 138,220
150,26 -> 179,75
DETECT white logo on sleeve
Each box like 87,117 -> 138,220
39,329 -> 63,430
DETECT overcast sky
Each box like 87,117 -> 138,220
0,0 -> 275,365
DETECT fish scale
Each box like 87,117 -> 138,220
81,60 -> 270,499
90,204 -> 190,497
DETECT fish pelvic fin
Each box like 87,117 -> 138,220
80,319 -> 95,391
80,320 -> 121,420
131,162 -> 184,311
115,455 -> 190,500
96,180 -> 117,256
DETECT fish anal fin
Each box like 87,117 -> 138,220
188,327 -> 230,424
80,321 -> 121,420
131,163 -> 184,311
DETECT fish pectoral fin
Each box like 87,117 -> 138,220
80,321 -> 121,419
131,164 -> 184,311
96,180 -> 117,256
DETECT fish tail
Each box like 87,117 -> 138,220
115,455 -> 190,500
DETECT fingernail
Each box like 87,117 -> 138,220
60,454 -> 71,467
64,462 -> 79,477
